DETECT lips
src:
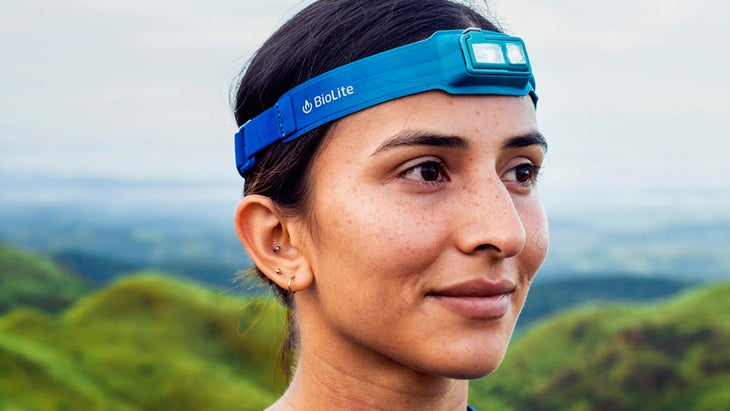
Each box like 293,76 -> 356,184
427,279 -> 515,319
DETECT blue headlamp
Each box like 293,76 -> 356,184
235,28 -> 537,176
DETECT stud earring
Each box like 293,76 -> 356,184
275,268 -> 282,275
288,275 -> 296,294
273,245 -> 281,253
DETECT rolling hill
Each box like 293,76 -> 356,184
0,274 -> 284,410
0,243 -> 91,313
470,282 -> 730,410
1,245 -> 729,410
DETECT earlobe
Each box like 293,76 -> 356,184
234,195 -> 314,293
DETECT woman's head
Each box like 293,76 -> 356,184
233,0 -> 547,382
233,0 -> 502,205
288,91 -> 547,379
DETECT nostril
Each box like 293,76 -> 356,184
474,243 -> 500,253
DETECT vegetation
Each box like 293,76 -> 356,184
0,243 -> 91,313
1,244 -> 729,410
516,275 -> 691,328
471,282 -> 730,410
0,208 -> 250,289
0,274 -> 284,410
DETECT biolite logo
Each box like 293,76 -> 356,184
301,85 -> 355,114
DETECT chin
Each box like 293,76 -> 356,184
440,356 -> 506,380
411,344 -> 510,380
429,329 -> 514,379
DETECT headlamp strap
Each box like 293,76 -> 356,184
235,29 -> 537,176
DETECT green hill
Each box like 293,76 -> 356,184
1,244 -> 728,411
0,243 -> 91,313
470,282 -> 730,411
0,274 -> 283,410
516,275 -> 691,328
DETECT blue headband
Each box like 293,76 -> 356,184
235,28 -> 537,176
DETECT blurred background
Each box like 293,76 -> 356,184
1,0 -> 729,410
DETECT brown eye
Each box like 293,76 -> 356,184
419,162 -> 442,181
514,164 -> 533,183
400,160 -> 448,184
502,163 -> 541,189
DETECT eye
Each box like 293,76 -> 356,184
400,160 -> 449,183
503,163 -> 541,188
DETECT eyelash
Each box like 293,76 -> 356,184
503,163 -> 542,188
399,160 -> 449,185
398,159 -> 543,190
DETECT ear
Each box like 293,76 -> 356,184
234,195 -> 314,293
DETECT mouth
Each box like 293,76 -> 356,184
426,279 -> 515,320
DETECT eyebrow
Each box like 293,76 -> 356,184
372,129 -> 548,156
503,131 -> 548,152
371,130 -> 469,156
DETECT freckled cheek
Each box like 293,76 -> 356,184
527,224 -> 549,268
377,225 -> 424,258
517,200 -> 549,278
346,209 -> 445,269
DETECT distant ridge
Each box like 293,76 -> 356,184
2,245 -> 729,410
471,281 -> 730,410
0,274 -> 283,410
0,243 -> 91,313
517,275 -> 692,328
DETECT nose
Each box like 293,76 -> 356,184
454,175 -> 527,259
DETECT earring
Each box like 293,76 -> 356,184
273,245 -> 281,253
288,275 -> 296,294
275,268 -> 282,275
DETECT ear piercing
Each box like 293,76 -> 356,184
275,268 -> 295,294
273,245 -> 281,253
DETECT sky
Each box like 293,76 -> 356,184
1,0 -> 729,218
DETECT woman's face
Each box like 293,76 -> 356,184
293,91 -> 548,379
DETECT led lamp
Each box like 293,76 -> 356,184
506,43 -> 527,65
471,43 -> 505,65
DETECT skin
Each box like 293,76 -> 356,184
237,91 -> 548,410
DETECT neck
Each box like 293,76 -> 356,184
274,354 -> 469,411
267,309 -> 469,410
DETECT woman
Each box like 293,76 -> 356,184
232,0 -> 548,409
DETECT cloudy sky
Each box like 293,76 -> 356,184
2,0 -> 729,216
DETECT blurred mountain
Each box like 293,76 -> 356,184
471,282 -> 730,411
0,243 -> 92,313
516,275 -> 692,328
3,200 -> 730,289
0,274 -> 283,410
0,205 -> 250,290
0,246 -> 728,410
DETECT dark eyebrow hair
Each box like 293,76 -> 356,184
503,131 -> 548,152
371,129 -> 548,157
371,130 -> 469,156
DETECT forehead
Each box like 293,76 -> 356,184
325,91 -> 538,154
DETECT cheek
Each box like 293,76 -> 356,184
518,196 -> 549,279
310,189 -> 448,292
329,207 -> 443,270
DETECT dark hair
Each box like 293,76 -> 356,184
232,0 -> 502,380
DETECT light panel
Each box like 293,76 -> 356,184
471,43 -> 505,65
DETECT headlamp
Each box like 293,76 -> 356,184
235,28 -> 537,176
